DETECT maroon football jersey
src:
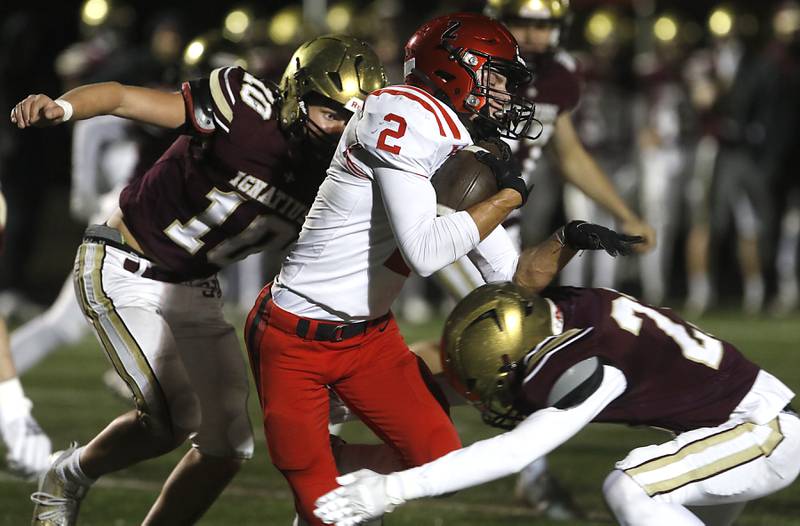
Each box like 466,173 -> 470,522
518,287 -> 760,433
119,67 -> 328,280
513,50 -> 581,164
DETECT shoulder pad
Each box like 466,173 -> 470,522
553,49 -> 579,73
546,356 -> 604,409
182,79 -> 215,134
357,86 -> 470,176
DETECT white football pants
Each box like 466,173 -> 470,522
73,241 -> 254,458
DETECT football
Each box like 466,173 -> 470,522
431,141 -> 500,214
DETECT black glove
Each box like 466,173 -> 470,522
560,220 -> 643,256
474,150 -> 530,207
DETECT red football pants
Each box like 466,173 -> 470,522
244,286 -> 461,525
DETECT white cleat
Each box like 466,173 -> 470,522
30,444 -> 89,526
1,411 -> 52,480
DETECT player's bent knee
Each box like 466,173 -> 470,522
135,410 -> 191,454
192,421 -> 255,460
603,470 -> 649,518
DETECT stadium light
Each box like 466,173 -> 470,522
269,8 -> 302,45
184,39 -> 206,66
709,8 -> 733,37
224,9 -> 251,42
654,16 -> 678,42
82,0 -> 109,26
585,11 -> 614,46
326,4 -> 352,32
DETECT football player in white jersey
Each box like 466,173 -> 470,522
434,0 -> 656,301
410,1 -> 656,519
12,36 -> 386,526
0,188 -> 52,479
244,12 -> 642,526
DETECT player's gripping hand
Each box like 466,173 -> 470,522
0,410 -> 52,479
10,94 -> 67,129
474,151 -> 530,207
620,217 -> 657,254
314,469 -> 406,526
561,220 -> 643,257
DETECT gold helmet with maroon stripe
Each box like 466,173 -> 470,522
487,0 -> 569,21
441,282 -> 556,429
487,0 -> 571,51
279,34 -> 387,137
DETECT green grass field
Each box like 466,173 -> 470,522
2,310 -> 799,525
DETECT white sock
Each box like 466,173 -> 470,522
57,446 -> 95,487
743,277 -> 764,313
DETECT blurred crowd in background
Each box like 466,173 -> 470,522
2,0 -> 800,325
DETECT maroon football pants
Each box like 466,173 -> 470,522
244,285 -> 461,525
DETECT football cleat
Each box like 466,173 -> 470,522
1,411 -> 52,480
30,444 -> 89,526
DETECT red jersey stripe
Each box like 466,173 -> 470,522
344,149 -> 369,179
402,85 -> 462,140
372,88 -> 446,138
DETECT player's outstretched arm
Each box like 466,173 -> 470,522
314,367 -> 627,526
551,113 -> 656,252
10,83 -> 185,130
514,221 -> 643,292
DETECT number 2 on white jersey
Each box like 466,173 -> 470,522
610,296 -> 723,369
376,113 -> 407,154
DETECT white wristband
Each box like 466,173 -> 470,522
54,99 -> 74,123
0,378 -> 32,423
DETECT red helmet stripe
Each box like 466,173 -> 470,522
373,88 -> 447,137
401,85 -> 462,140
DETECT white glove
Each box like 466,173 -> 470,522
314,469 -> 406,526
1,408 -> 52,479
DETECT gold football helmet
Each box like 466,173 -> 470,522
487,0 -> 569,21
487,0 -> 571,52
442,282 -> 555,429
279,34 -> 387,136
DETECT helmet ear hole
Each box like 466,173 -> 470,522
434,70 -> 456,83
326,71 -> 342,91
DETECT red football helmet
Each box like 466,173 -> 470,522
404,12 -> 539,139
